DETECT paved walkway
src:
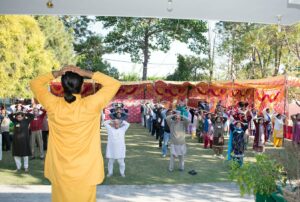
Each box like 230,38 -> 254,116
0,183 -> 254,202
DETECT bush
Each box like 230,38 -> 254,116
229,154 -> 286,196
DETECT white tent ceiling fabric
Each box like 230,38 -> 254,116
0,0 -> 299,25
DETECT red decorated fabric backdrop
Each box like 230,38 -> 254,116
187,84 -> 255,112
115,84 -> 145,100
254,86 -> 285,114
49,76 -> 299,125
152,81 -> 188,102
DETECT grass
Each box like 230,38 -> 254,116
0,124 -> 295,185
102,124 -> 230,185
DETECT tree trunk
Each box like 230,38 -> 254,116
254,47 -> 264,77
295,44 -> 300,61
251,47 -> 256,79
207,24 -> 215,82
142,30 -> 149,81
231,32 -> 236,80
142,60 -> 148,80
230,53 -> 234,80
273,44 -> 282,76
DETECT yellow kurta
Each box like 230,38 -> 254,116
30,72 -> 121,201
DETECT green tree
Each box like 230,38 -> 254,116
216,22 -> 300,80
36,16 -> 76,66
206,24 -> 217,82
97,17 -> 207,80
216,22 -> 258,80
244,25 -> 286,77
167,55 -> 209,81
75,35 -> 119,79
0,15 -> 59,98
60,16 -> 94,43
281,23 -> 300,74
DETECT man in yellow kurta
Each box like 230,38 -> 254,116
30,66 -> 121,202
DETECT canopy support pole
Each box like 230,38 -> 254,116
283,73 -> 288,142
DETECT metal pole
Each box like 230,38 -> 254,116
283,74 -> 288,142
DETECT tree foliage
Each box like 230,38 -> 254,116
60,16 -> 94,43
216,22 -> 259,80
166,55 -> 209,81
60,16 -> 119,78
97,17 -> 207,80
36,16 -> 76,66
216,22 -> 300,80
75,35 -> 119,79
0,15 -> 59,98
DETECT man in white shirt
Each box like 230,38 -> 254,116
104,119 -> 130,177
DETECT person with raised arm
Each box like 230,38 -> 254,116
263,107 -> 274,142
230,120 -> 247,166
104,119 -> 130,178
30,65 -> 121,202
166,112 -> 190,172
29,107 -> 46,160
8,111 -> 34,172
272,113 -> 286,147
253,115 -> 267,152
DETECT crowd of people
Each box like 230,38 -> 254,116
140,99 -> 300,168
0,102 -> 49,171
0,100 -> 132,178
1,98 -> 299,173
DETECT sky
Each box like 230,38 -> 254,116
91,20 -> 218,79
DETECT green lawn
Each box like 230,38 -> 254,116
0,124 -> 289,185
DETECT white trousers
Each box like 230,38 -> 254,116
108,158 -> 125,175
14,156 -> 29,169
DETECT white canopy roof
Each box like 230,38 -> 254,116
0,0 -> 299,25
